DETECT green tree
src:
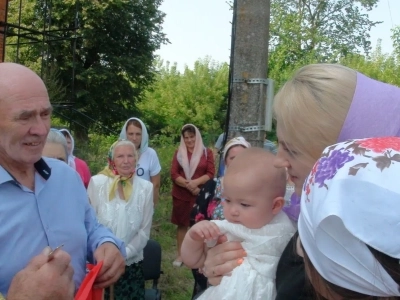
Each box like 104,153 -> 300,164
6,0 -> 167,139
392,25 -> 400,61
268,0 -> 381,89
139,58 -> 229,144
340,40 -> 400,87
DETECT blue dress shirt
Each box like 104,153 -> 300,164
0,158 -> 126,295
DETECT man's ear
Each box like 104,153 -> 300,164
272,196 -> 285,215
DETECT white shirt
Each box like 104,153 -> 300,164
136,147 -> 161,182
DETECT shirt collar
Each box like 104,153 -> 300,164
0,158 -> 51,185
34,158 -> 51,180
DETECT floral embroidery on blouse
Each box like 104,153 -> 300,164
207,178 -> 225,220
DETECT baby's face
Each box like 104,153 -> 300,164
222,172 -> 275,229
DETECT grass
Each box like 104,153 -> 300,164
149,194 -> 194,300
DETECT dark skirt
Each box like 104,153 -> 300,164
171,196 -> 194,227
104,261 -> 145,300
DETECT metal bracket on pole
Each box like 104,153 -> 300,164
233,78 -> 268,85
228,125 -> 266,132
228,126 -> 241,131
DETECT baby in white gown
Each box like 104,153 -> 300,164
182,148 -> 295,300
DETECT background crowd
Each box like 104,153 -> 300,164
1,61 -> 400,300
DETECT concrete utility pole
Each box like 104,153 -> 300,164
228,0 -> 271,148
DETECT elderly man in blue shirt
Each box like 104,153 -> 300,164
0,63 -> 126,299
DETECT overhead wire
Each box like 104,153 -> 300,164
387,0 -> 394,29
221,0 -> 238,150
214,0 -> 238,175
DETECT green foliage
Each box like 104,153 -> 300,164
77,133 -> 118,174
43,65 -> 67,103
139,58 -> 229,141
6,0 -> 168,139
268,0 -> 381,89
340,40 -> 400,87
51,116 -> 69,129
392,26 -> 400,61
150,135 -> 177,194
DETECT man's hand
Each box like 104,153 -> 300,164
93,242 -> 125,289
8,247 -> 75,300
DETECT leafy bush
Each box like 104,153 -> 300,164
76,134 -> 119,174
151,135 -> 178,195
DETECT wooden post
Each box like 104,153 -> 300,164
228,0 -> 271,148
0,0 -> 8,62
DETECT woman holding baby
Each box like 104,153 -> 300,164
199,64 -> 400,299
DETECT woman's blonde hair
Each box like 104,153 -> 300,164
273,63 -> 357,162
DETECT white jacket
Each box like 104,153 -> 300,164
88,174 -> 154,265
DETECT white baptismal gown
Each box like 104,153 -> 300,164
198,211 -> 295,300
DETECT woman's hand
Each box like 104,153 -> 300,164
202,236 -> 246,286
186,179 -> 199,192
191,187 -> 200,196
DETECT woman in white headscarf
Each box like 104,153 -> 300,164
120,118 -> 161,206
298,137 -> 400,299
42,129 -> 69,163
170,124 -> 215,267
59,129 -> 91,188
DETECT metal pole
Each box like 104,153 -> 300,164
16,0 -> 22,62
0,0 -> 9,62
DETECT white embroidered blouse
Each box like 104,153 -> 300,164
87,174 -> 154,266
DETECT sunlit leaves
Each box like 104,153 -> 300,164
138,58 -> 229,142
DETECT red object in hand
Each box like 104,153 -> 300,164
75,262 -> 104,300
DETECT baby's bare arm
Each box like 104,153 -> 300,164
181,221 -> 220,268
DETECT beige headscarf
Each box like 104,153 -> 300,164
222,136 -> 251,162
177,124 -> 205,180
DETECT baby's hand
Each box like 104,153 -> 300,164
189,221 -> 221,242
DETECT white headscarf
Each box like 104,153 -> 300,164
298,137 -> 400,297
177,124 -> 205,180
222,136 -> 251,163
119,117 -> 149,155
58,129 -> 76,170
